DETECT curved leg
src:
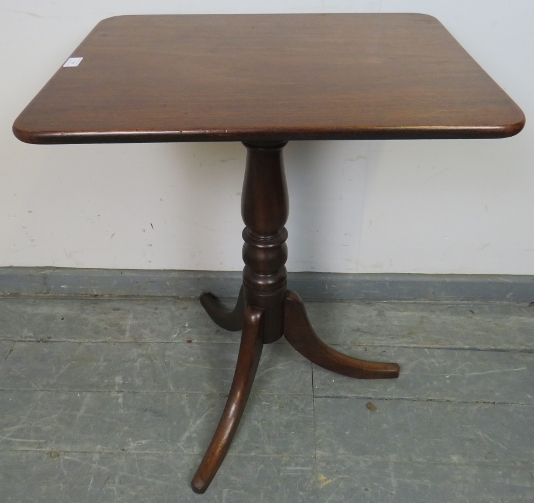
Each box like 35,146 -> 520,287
200,286 -> 245,332
284,291 -> 399,379
191,306 -> 264,494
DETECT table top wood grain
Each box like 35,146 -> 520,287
13,14 -> 525,144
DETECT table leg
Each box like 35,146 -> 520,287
284,290 -> 400,378
199,286 -> 244,332
191,306 -> 264,494
193,141 -> 400,492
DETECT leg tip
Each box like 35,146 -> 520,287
385,363 -> 400,379
359,362 -> 400,379
191,476 -> 207,494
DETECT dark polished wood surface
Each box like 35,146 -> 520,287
13,14 -> 524,144
200,286 -> 244,332
284,290 -> 400,379
191,305 -> 264,494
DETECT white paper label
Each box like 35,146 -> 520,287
63,57 -> 83,67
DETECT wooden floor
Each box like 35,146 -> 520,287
0,296 -> 533,502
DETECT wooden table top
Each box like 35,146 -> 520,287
13,14 -> 524,144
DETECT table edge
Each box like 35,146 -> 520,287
12,119 -> 526,145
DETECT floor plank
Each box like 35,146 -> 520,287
313,346 -> 534,403
0,450 -> 317,503
0,341 -> 311,394
0,391 -> 314,456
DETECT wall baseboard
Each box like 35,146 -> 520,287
0,267 -> 533,302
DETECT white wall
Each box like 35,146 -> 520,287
1,0 -> 532,274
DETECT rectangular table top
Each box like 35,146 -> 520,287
13,14 -> 524,144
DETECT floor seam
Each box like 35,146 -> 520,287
2,339 -> 533,353
313,395 -> 533,406
0,448 -> 314,457
311,362 -> 319,497
0,388 -> 312,395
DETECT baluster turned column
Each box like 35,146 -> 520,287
241,141 -> 288,343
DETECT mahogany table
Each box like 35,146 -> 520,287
13,14 -> 524,493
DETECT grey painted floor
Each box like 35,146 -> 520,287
0,295 -> 533,502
